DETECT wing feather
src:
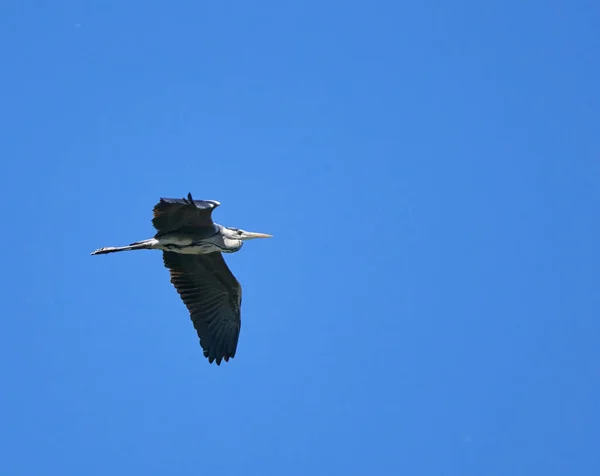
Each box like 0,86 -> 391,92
162,251 -> 242,365
152,192 -> 220,236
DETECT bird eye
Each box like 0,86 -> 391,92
237,230 -> 243,235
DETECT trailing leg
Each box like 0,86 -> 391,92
91,238 -> 158,255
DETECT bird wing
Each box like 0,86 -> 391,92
152,193 -> 220,236
163,250 -> 242,365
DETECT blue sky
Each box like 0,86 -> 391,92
1,1 -> 599,474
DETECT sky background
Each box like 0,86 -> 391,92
1,1 -> 599,475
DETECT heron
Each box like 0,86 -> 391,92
91,193 -> 272,365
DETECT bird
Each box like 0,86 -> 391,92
91,192 -> 272,365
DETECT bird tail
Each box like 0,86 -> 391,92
91,238 -> 158,256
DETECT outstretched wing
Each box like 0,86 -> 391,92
163,251 -> 242,365
152,192 -> 220,236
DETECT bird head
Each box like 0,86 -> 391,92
224,227 -> 273,241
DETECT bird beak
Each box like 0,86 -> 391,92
242,231 -> 273,240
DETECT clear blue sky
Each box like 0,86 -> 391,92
1,1 -> 599,475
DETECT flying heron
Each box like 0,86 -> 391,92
91,193 -> 272,365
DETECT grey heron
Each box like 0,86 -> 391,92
91,193 -> 272,365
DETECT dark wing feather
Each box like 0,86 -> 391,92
163,251 -> 242,365
152,192 -> 220,236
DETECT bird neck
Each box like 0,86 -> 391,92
222,238 -> 243,253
